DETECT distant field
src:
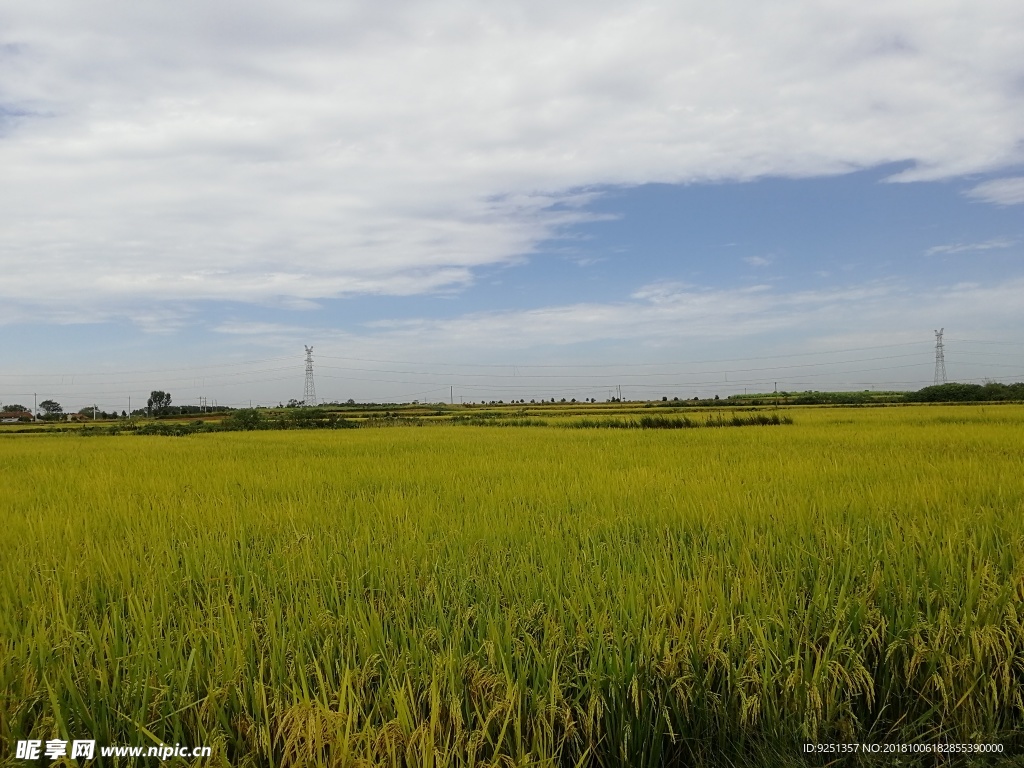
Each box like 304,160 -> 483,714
2,405 -> 1023,766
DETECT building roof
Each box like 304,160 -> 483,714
0,411 -> 33,421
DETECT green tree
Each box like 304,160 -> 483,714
225,409 -> 264,431
39,399 -> 63,418
2,404 -> 27,412
148,391 -> 172,416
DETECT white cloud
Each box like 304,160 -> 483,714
369,282 -> 894,351
213,321 -> 313,336
743,255 -> 774,267
292,277 -> 1024,355
191,275 -> 1024,402
926,237 -> 1017,255
6,275 -> 1022,408
1,1 -> 1023,319
965,177 -> 1024,205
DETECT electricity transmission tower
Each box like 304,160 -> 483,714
304,346 -> 318,406
933,328 -> 947,385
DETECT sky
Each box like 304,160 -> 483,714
2,0 -> 1023,410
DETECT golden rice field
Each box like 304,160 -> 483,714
2,404 -> 1024,766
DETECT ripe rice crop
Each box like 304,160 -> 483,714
2,404 -> 1023,766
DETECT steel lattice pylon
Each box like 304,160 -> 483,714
304,345 -> 317,406
933,328 -> 947,385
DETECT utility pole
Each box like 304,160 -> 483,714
450,386 -> 453,405
304,346 -> 317,406
934,328 -> 947,385
93,404 -> 97,421
33,393 -> 37,422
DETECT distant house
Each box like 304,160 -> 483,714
67,413 -> 90,422
0,410 -> 33,423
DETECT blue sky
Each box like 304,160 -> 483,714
2,1 -> 1023,409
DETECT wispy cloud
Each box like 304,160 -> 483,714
926,237 -> 1017,255
176,275 -> 1024,404
342,277 -> 1024,354
966,177 -> 1024,206
743,255 -> 774,267
214,321 -> 313,337
7,275 -> 1023,407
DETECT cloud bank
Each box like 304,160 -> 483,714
213,276 -> 1024,360
2,0 -> 1023,320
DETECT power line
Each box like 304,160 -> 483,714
10,357 -> 1023,403
946,338 -> 1024,346
4,335 -> 1023,408
314,340 -> 931,369
314,351 -> 934,380
313,360 -> 934,390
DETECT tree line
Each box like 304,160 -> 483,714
4,381 -> 1024,423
